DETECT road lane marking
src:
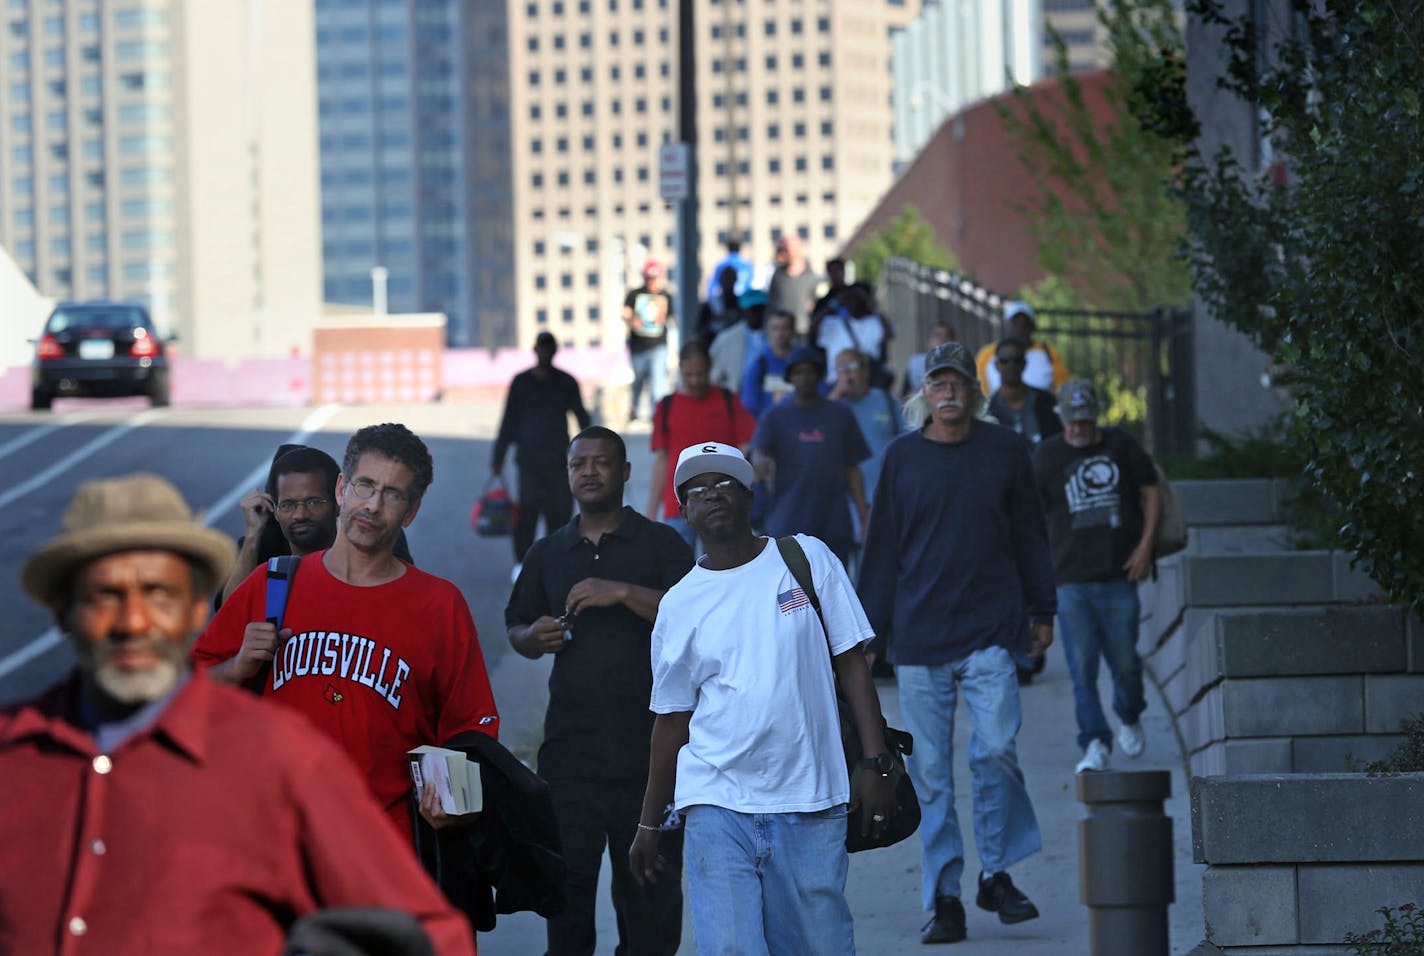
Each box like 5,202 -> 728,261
0,628 -> 61,680
0,408 -> 166,511
198,404 -> 343,526
0,403 -> 343,683
0,414 -> 98,464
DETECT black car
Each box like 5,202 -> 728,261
31,301 -> 172,410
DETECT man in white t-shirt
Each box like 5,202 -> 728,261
629,442 -> 894,955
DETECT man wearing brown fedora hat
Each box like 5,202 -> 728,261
0,473 -> 475,955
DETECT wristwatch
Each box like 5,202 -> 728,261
857,752 -> 894,777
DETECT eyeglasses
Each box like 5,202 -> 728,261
275,496 -> 331,515
836,361 -> 863,372
682,478 -> 743,503
347,477 -> 410,508
995,356 -> 1026,366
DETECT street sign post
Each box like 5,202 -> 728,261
659,143 -> 690,202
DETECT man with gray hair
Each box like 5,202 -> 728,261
0,473 -> 474,955
859,342 -> 1057,944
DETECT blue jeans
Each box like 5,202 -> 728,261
1056,580 -> 1146,751
683,804 -> 854,956
896,646 -> 1042,912
629,344 -> 669,419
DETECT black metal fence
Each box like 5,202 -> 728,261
879,257 -> 1195,458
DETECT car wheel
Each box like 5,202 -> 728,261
30,387 -> 52,411
149,379 -> 171,407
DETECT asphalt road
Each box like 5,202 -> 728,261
0,400 -> 535,723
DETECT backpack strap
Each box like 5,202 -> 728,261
720,385 -> 735,425
265,555 -> 301,629
775,536 -> 830,658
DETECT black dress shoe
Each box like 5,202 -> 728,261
921,895 -> 966,944
976,871 -> 1039,924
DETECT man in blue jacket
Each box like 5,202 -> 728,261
858,341 -> 1057,945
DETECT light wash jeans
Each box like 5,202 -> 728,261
683,803 -> 855,956
1056,580 -> 1146,750
629,344 -> 669,419
896,646 -> 1042,911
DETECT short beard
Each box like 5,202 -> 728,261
78,637 -> 188,706
284,520 -> 335,554
93,657 -> 183,705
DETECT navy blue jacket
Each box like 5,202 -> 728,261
857,420 -> 1057,664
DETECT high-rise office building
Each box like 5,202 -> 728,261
468,0 -> 911,354
0,0 -> 322,359
315,0 -> 509,348
890,0 -> 1111,166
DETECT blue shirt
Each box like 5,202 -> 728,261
740,347 -> 793,420
857,421 -> 1057,664
705,252 -> 754,309
753,399 -> 871,551
839,388 -> 904,501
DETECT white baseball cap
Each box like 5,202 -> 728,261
673,441 -> 754,497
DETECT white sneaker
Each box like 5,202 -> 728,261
1117,722 -> 1145,758
510,562 -> 522,584
1075,739 -> 1110,773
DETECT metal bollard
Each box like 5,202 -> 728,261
1077,770 -> 1175,956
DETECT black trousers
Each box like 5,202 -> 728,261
545,777 -> 684,956
515,462 -> 573,562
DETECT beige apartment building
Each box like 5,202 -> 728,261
503,0 -> 917,353
0,0 -> 321,360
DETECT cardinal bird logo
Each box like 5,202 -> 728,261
324,684 -> 344,705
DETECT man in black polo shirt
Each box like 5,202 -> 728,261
506,425 -> 694,956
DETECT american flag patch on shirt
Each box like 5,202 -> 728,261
778,587 -> 809,613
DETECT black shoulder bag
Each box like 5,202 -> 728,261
775,536 -> 920,852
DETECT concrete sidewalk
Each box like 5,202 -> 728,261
479,419 -> 1205,954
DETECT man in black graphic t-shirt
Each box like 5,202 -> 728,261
1032,380 -> 1160,775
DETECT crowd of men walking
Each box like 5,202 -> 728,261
0,245 -> 1166,955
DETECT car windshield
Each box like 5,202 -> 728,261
46,307 -> 150,333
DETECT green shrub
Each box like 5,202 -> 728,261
1344,902 -> 1424,954
1165,0 -> 1424,615
1365,713 -> 1424,776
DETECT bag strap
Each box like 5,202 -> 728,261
720,385 -> 735,425
265,555 -> 301,629
775,536 -> 831,660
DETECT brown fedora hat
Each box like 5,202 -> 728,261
21,473 -> 235,610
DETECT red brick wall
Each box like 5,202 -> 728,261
845,70 -> 1118,295
313,323 -> 445,404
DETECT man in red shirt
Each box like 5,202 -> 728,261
194,423 -> 500,841
645,340 -> 757,549
2,473 -> 474,956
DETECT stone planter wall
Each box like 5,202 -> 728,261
1139,480 -> 1424,778
1191,774 -> 1424,953
1143,479 -> 1424,954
